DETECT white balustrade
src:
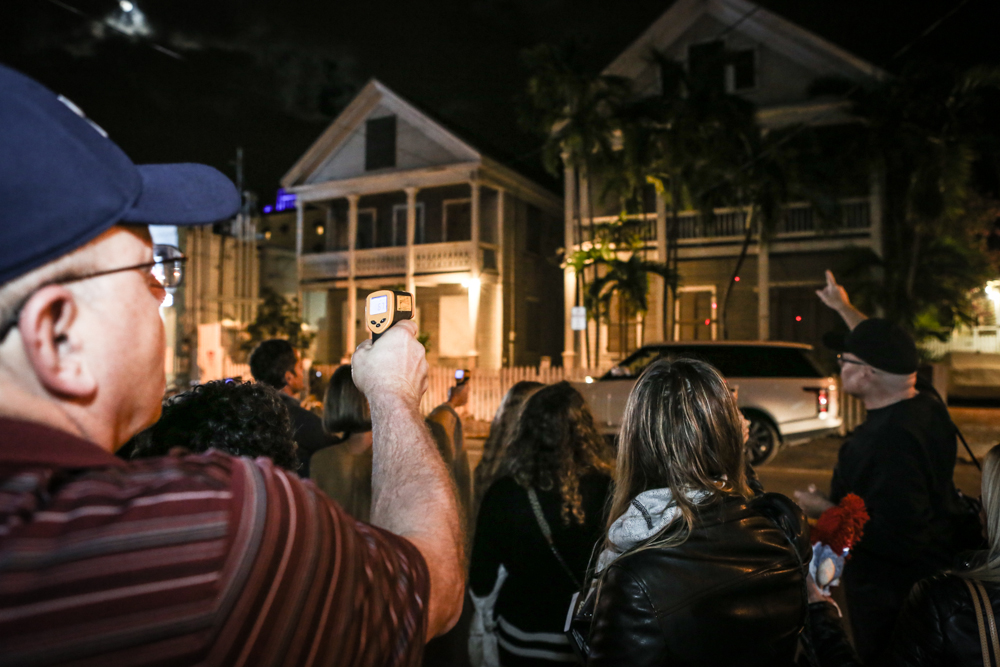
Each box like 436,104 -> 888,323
300,241 -> 476,282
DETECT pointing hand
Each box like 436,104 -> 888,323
816,270 -> 851,312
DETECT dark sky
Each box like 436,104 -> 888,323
2,0 -> 997,203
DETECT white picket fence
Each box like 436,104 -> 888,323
221,357 -> 866,437
219,359 -> 606,420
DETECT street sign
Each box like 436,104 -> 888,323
571,306 -> 587,331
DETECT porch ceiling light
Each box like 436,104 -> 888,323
461,277 -> 481,291
987,280 -> 1000,305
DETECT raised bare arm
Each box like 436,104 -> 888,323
816,270 -> 867,330
351,320 -> 465,639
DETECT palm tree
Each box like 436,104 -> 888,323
566,215 -> 675,363
521,42 -> 631,366
817,63 -> 1000,337
619,56 -> 763,339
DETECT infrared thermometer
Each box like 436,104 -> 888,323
365,290 -> 414,342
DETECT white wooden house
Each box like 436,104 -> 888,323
561,0 -> 889,367
281,80 -> 564,368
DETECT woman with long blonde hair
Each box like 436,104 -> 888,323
583,358 -> 808,666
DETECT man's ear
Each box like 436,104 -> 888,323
18,285 -> 98,399
284,368 -> 296,387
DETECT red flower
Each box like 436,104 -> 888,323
811,493 -> 870,554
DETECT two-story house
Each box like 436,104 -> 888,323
281,80 -> 564,368
561,0 -> 887,367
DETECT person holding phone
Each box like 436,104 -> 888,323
428,370 -> 473,520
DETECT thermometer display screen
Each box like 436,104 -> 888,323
370,295 -> 389,315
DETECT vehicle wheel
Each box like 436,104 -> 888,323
744,414 -> 780,466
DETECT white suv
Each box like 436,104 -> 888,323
574,341 -> 841,465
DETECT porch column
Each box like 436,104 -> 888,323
405,187 -> 418,296
295,199 -> 305,318
757,230 -> 770,340
468,180 -> 481,363
495,188 -> 508,367
654,191 -> 668,342
562,159 -> 578,368
869,168 -> 885,259
346,194 -> 359,357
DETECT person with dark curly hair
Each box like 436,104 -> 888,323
471,381 -> 543,527
131,380 -> 300,471
468,381 -> 613,666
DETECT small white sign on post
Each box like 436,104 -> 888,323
570,306 -> 587,331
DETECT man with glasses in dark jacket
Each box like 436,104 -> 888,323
795,271 -> 963,663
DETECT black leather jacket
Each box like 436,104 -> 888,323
887,571 -> 1000,667
586,493 -> 809,666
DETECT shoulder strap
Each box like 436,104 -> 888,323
526,487 -> 582,589
965,578 -> 1000,666
923,385 -> 982,471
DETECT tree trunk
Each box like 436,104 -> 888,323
905,228 -> 921,305
721,204 -> 756,340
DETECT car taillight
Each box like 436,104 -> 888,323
817,388 -> 829,418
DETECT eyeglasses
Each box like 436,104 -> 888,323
836,353 -> 869,367
0,244 -> 186,342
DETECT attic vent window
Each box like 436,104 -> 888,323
687,41 -> 756,93
727,50 -> 755,92
365,116 -> 397,171
687,41 -> 726,91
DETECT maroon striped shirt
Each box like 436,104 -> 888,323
0,417 -> 429,666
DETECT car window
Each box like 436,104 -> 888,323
604,345 -> 824,379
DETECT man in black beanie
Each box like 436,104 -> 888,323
795,271 -> 964,663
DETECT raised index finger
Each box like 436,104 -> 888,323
825,269 -> 837,287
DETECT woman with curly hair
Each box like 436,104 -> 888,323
468,381 -> 613,667
131,380 -> 299,471
471,381 -> 543,524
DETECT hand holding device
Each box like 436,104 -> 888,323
366,290 -> 414,342
352,319 -> 428,406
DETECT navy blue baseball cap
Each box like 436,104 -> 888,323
0,64 -> 240,285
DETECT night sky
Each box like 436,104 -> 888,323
3,0 -> 998,203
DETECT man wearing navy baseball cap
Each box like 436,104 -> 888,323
0,65 -> 463,663
795,271 -> 965,663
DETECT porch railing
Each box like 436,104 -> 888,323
577,197 -> 871,245
299,241 -> 475,282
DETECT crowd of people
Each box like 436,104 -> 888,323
1,62 -> 997,667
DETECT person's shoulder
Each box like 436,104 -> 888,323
905,572 -> 988,621
479,475 -> 521,506
110,448 -> 243,492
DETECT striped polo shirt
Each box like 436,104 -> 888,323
0,417 -> 429,666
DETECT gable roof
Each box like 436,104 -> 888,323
604,0 -> 887,84
281,79 -> 483,190
281,79 -> 561,212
